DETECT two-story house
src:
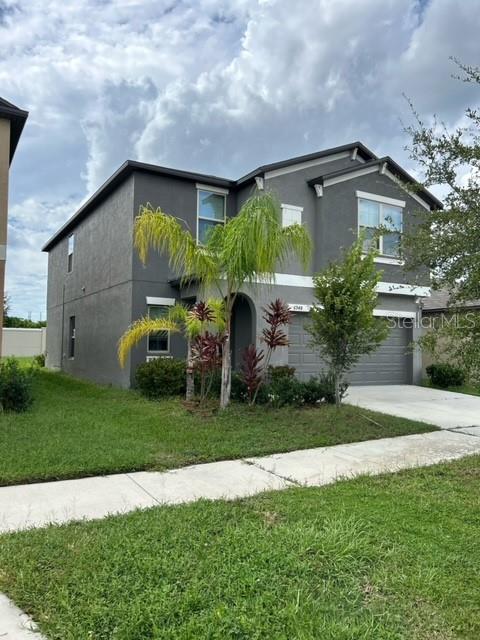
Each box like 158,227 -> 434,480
43,142 -> 441,388
0,96 -> 28,356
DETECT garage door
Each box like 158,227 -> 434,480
288,313 -> 412,385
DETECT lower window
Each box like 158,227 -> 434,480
68,316 -> 75,358
147,306 -> 169,353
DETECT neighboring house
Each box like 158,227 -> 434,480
43,142 -> 441,388
0,97 -> 28,357
422,290 -> 480,372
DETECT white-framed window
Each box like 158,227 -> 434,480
67,234 -> 75,272
358,194 -> 403,258
68,315 -> 75,358
147,305 -> 170,353
196,184 -> 227,244
281,203 -> 303,228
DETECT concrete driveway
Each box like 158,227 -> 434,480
346,385 -> 480,431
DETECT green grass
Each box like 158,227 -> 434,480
1,456 -> 479,639
0,369 -> 436,486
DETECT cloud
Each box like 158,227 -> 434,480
1,0 -> 479,317
6,196 -> 80,319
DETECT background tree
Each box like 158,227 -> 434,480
3,294 -> 10,321
305,238 -> 389,406
133,191 -> 311,408
403,59 -> 480,302
403,59 -> 480,380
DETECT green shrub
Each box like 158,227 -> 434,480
306,373 -> 349,405
0,357 -> 34,412
268,373 -> 349,407
268,375 -> 304,408
267,365 -> 296,383
300,376 -> 328,405
426,363 -> 465,388
135,358 -> 186,399
232,367 -> 349,408
34,353 -> 45,367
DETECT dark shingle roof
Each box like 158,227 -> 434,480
0,97 -> 28,163
423,289 -> 480,312
42,141 -> 441,252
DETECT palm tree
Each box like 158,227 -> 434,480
131,190 -> 312,408
118,299 -> 225,401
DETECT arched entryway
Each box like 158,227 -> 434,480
231,294 -> 256,370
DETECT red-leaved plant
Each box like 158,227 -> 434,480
191,331 -> 223,402
240,344 -> 265,404
239,299 -> 292,404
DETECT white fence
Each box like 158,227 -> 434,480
1,328 -> 47,357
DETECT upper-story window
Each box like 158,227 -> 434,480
147,305 -> 170,353
67,234 -> 75,272
281,204 -> 303,228
196,184 -> 227,244
357,192 -> 403,258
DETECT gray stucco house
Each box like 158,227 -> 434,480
43,142 -> 441,388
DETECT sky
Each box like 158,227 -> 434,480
1,0 -> 479,320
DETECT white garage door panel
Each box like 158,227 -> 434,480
288,313 -> 412,385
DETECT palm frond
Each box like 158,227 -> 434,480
219,191 -> 312,286
207,297 -> 226,333
280,222 -> 312,271
134,204 -> 220,287
118,317 -> 179,367
166,303 -> 189,325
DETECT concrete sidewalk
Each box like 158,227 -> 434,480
1,429 -> 480,535
2,428 -> 480,639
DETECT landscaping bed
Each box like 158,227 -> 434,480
0,369 -> 437,486
0,455 -> 478,638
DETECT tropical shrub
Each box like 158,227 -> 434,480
0,357 -> 34,412
239,344 -> 264,404
131,192 -> 311,408
426,363 -> 465,388
135,358 -> 186,399
267,365 -> 296,383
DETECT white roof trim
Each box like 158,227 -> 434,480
146,296 -> 176,306
376,282 -> 431,297
195,183 -> 229,195
254,273 -> 431,297
281,203 -> 304,212
323,165 -> 379,186
321,167 -> 432,211
373,309 -> 417,318
356,190 -> 405,208
382,169 -> 430,211
265,151 -> 350,179
287,304 -> 417,318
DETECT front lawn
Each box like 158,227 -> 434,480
0,456 -> 478,639
0,369 -> 436,486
